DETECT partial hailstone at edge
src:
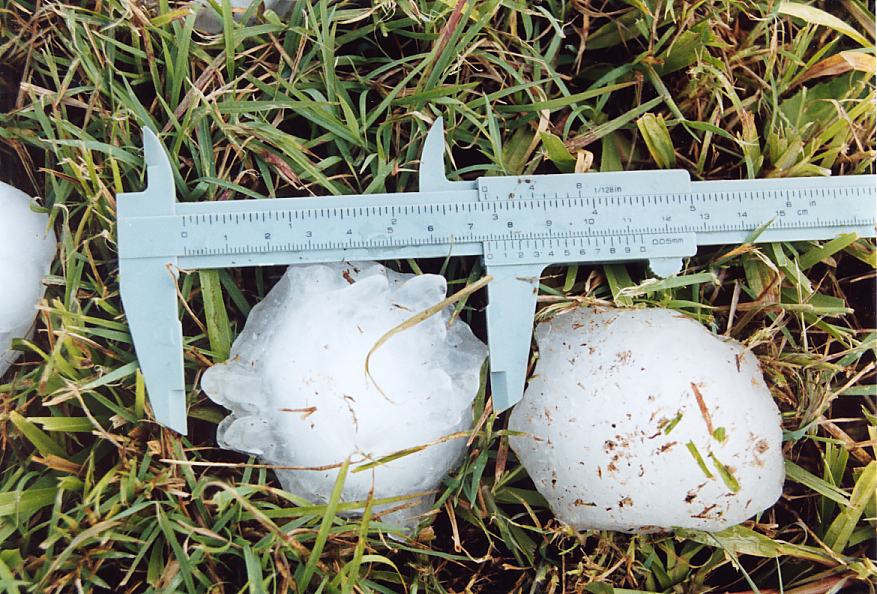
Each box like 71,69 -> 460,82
509,307 -> 785,533
202,262 -> 487,531
0,181 -> 55,377
194,0 -> 294,33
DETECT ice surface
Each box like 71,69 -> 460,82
194,0 -> 294,33
202,262 -> 487,531
509,307 -> 784,533
0,181 -> 55,377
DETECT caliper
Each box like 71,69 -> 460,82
117,119 -> 876,434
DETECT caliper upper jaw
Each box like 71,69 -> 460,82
418,117 -> 477,193
118,128 -> 176,217
118,129 -> 188,434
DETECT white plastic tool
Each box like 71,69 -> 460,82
117,119 -> 876,433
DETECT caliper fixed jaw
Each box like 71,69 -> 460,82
118,129 -> 187,434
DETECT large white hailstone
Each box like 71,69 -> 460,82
202,262 -> 486,530
0,181 -> 55,377
194,0 -> 294,33
509,307 -> 785,533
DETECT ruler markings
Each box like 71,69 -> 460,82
130,182 -> 874,264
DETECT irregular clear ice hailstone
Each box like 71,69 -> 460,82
202,262 -> 487,529
0,181 -> 55,376
509,307 -> 785,533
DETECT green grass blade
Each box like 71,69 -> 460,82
823,461 -> 877,552
8,412 -> 66,458
299,457 -> 349,590
199,269 -> 232,361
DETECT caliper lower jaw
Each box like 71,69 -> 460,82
119,257 -> 187,433
483,262 -> 545,412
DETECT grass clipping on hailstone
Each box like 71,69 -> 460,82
0,0 -> 874,592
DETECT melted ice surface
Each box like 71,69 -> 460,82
0,181 -> 55,376
202,262 -> 486,530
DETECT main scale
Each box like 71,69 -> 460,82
117,119 -> 876,434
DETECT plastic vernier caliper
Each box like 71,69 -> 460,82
117,119 -> 877,433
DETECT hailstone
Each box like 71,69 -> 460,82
0,181 -> 55,377
509,307 -> 785,533
194,0 -> 294,33
202,262 -> 486,530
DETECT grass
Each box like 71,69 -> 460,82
0,0 -> 875,591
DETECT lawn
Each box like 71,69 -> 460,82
0,0 -> 875,592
